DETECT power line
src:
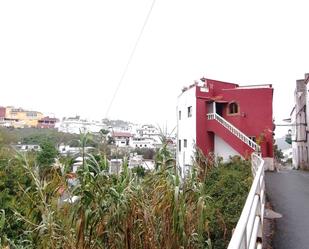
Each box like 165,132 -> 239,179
105,0 -> 156,119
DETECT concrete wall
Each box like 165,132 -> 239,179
292,74 -> 309,169
214,135 -> 241,161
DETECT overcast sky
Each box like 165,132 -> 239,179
1,0 -> 308,137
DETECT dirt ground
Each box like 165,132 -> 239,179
263,201 -> 275,249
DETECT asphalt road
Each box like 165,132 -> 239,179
265,169 -> 309,249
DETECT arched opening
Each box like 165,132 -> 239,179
228,102 -> 239,115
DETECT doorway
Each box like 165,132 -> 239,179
216,103 -> 224,116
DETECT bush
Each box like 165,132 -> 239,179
0,140 -> 252,249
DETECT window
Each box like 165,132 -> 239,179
188,106 -> 192,117
179,110 -> 181,120
228,102 -> 239,115
184,139 -> 187,148
178,140 -> 181,152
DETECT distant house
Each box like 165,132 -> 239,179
110,125 -> 164,149
57,116 -> 108,134
0,106 -> 46,128
13,144 -> 41,152
0,107 -> 5,120
136,124 -> 162,146
37,116 -> 59,129
5,107 -> 43,128
72,157 -> 84,173
128,154 -> 144,168
110,159 -> 122,175
58,144 -> 94,156
130,138 -> 155,149
111,131 -> 132,147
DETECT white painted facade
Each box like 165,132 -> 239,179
291,74 -> 309,169
109,159 -> 122,175
57,116 -> 108,134
58,144 -> 94,156
114,138 -> 130,147
14,144 -> 41,152
136,124 -> 161,146
214,135 -> 241,161
130,138 -> 155,149
177,86 -> 196,177
110,124 -> 162,149
291,107 -> 300,168
0,119 -> 26,128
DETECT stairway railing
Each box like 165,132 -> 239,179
207,113 -> 260,152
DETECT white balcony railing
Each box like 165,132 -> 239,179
227,153 -> 265,249
207,113 -> 260,152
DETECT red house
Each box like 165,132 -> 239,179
0,107 -> 6,120
37,116 -> 58,129
177,78 -> 274,176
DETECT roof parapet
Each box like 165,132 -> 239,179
236,84 -> 272,89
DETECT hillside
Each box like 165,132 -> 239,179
276,136 -> 291,151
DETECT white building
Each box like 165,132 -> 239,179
291,73 -> 309,169
57,116 -> 108,134
109,159 -> 122,175
13,144 -> 41,152
111,131 -> 132,147
176,83 -> 197,177
111,128 -> 161,149
136,124 -> 162,147
58,144 -> 94,156
130,138 -> 155,149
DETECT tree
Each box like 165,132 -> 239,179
133,148 -> 155,160
274,144 -> 284,163
100,129 -> 109,135
37,140 -> 58,167
285,129 -> 292,145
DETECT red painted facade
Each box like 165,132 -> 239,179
0,107 -> 6,118
195,78 -> 274,158
37,116 -> 58,128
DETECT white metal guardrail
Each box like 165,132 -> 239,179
207,113 -> 261,152
227,153 -> 265,249
207,113 -> 265,248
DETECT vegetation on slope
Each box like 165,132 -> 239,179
0,132 -> 252,249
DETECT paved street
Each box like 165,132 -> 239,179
265,169 -> 309,249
